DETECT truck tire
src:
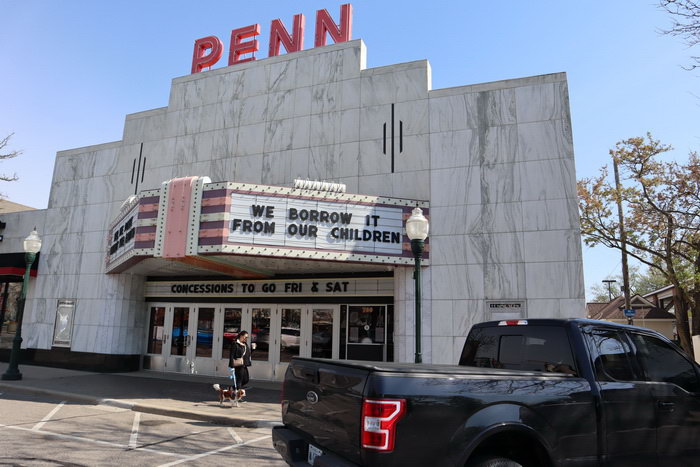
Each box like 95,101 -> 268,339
467,456 -> 522,467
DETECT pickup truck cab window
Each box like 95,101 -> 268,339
588,329 -> 638,381
459,325 -> 577,374
629,332 -> 700,393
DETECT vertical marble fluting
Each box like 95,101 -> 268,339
425,72 -> 584,364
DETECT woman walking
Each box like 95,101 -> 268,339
228,330 -> 252,393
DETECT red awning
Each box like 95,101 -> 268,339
0,252 -> 40,281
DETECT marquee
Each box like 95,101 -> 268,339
106,177 -> 428,273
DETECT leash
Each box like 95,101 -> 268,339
229,366 -> 237,389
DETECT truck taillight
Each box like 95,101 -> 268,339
498,320 -> 528,326
361,398 -> 406,452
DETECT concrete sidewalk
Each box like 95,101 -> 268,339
0,362 -> 282,428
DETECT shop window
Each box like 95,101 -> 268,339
346,305 -> 386,361
0,283 -> 22,346
348,306 -> 385,344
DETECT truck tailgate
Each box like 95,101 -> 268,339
282,358 -> 369,464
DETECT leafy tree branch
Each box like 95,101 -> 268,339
579,134 -> 699,354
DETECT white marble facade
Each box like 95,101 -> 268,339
0,39 -> 584,364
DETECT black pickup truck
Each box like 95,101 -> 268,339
272,319 -> 700,466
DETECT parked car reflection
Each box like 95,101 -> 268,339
281,327 -> 301,349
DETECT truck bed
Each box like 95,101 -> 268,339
292,357 -> 578,378
280,357 -> 592,466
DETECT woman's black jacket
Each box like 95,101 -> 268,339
228,339 -> 252,367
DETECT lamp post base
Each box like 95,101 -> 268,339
2,333 -> 24,380
1,370 -> 22,381
2,294 -> 28,382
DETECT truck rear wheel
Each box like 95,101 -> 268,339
467,456 -> 522,467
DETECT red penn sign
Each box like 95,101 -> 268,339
191,3 -> 353,74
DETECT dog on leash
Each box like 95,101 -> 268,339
212,383 -> 246,407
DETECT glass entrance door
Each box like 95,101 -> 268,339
144,302 -> 344,379
165,305 -> 195,373
274,307 -> 302,380
301,306 -> 340,359
192,306 -> 216,375
249,306 -> 274,381
216,306 -> 252,378
144,304 -> 167,371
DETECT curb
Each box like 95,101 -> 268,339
0,383 -> 282,428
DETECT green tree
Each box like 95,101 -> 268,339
578,134 -> 700,355
589,265 -> 669,302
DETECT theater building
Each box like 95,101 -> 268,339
0,21 -> 584,380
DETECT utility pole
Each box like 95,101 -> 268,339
602,279 -> 617,302
612,157 -> 633,325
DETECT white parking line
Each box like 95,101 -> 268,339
0,423 -> 187,458
32,401 -> 65,431
156,434 -> 271,467
129,412 -> 141,448
227,427 -> 243,444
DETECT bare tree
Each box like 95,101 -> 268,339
660,0 -> 700,70
0,133 -> 20,184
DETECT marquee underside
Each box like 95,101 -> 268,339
119,253 -> 394,278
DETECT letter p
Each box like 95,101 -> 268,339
191,36 -> 224,74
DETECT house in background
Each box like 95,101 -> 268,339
586,292 -> 676,340
587,284 -> 700,362
643,285 -> 675,317
0,200 -> 36,214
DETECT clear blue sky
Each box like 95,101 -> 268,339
1,1 -> 698,299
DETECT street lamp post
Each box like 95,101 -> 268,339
406,208 -> 429,364
2,229 -> 42,381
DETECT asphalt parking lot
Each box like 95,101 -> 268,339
0,390 -> 286,466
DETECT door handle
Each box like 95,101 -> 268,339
657,401 -> 675,411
